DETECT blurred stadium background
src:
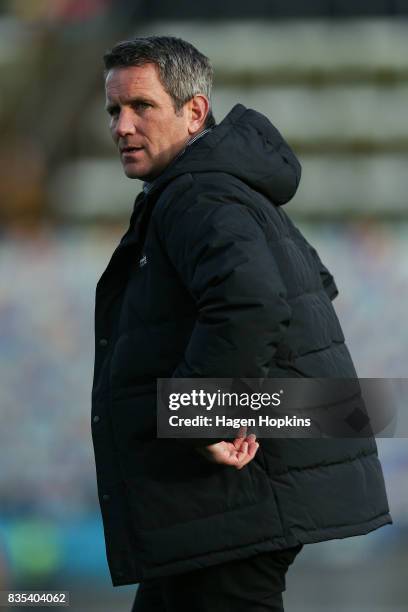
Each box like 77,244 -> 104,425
0,0 -> 407,610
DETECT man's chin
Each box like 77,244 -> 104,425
122,162 -> 155,182
123,165 -> 145,180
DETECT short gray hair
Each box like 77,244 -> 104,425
103,36 -> 216,128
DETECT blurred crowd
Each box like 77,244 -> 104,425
2,0 -> 111,24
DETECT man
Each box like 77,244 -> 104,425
92,36 -> 392,611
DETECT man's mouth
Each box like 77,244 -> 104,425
121,146 -> 144,155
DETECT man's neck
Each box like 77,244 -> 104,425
143,127 -> 213,195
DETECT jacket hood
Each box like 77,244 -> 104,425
153,104 -> 302,207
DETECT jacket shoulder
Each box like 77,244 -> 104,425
153,171 -> 266,228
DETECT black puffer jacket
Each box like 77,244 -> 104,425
91,104 -> 392,586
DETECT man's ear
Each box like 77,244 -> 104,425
187,95 -> 210,135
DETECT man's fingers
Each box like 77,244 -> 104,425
247,438 -> 259,457
237,425 -> 247,439
233,426 -> 248,450
233,436 -> 245,451
236,440 -> 259,469
237,440 -> 248,458
201,436 -> 260,468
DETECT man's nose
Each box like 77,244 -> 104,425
114,109 -> 136,138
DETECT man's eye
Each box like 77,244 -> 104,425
135,102 -> 151,110
107,107 -> 119,117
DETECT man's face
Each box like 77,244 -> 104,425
105,63 -> 192,181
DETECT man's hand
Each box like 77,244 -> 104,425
196,430 -> 259,470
